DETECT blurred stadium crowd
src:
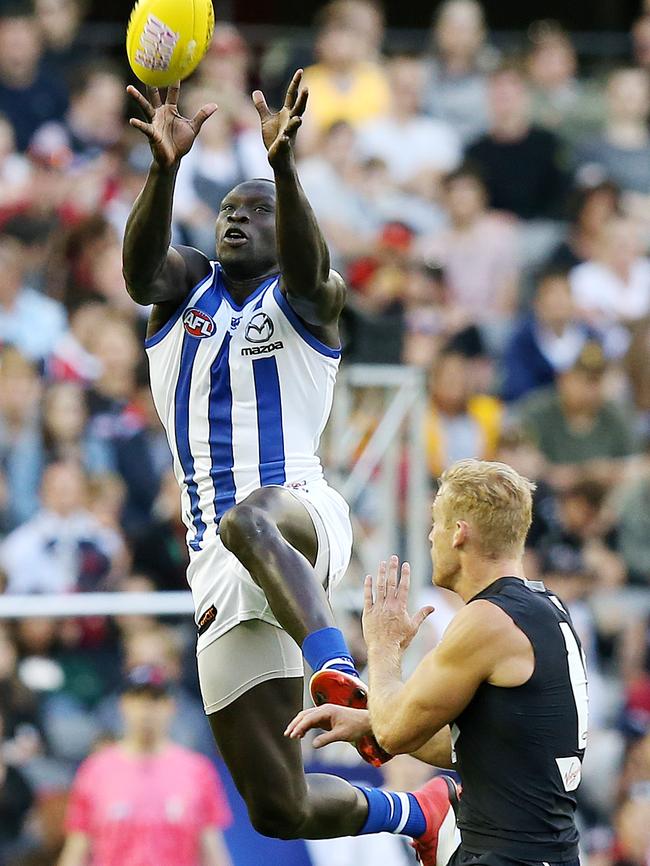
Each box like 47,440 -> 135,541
1,0 -> 650,863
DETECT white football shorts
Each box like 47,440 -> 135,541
193,478 -> 352,714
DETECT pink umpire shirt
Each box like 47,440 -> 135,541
65,743 -> 232,866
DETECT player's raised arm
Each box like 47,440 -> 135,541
122,82 -> 217,306
253,70 -> 345,333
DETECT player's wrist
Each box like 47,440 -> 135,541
271,155 -> 298,178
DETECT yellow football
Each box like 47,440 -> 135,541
126,0 -> 214,88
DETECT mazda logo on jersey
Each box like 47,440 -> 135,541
183,308 -> 216,338
245,312 -> 274,343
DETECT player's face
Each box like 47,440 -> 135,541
429,492 -> 461,590
215,182 -> 278,279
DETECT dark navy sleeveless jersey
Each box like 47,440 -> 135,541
452,577 -> 588,862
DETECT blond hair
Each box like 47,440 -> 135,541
437,459 -> 536,557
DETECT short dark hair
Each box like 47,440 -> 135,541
562,479 -> 607,511
534,266 -> 571,291
443,160 -> 486,190
489,56 -> 528,81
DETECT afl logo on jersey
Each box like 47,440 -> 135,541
183,308 -> 216,338
245,312 -> 274,343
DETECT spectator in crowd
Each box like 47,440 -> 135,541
173,83 -> 271,253
466,61 -> 569,219
0,708 -> 35,862
86,314 -> 160,527
0,236 -> 67,362
47,302 -> 104,384
0,5 -> 68,152
130,470 -> 190,591
616,440 -> 650,585
526,20 -> 604,142
0,623 -> 43,766
609,792 -> 650,866
569,215 -> 650,354
546,180 -> 621,271
33,63 -> 124,163
0,347 -> 42,528
425,349 -> 503,478
632,13 -> 650,72
39,382 -> 113,473
320,0 -> 385,62
0,115 -> 32,219
34,0 -> 89,76
194,23 -> 256,126
301,2 -> 390,141
502,268 -> 595,402
416,163 -> 520,333
538,479 -> 626,590
58,665 -> 232,866
0,379 -> 114,529
625,317 -> 650,424
298,121 -> 380,263
0,459 -> 124,594
357,54 -> 461,198
519,341 -> 637,490
575,68 -> 650,198
422,0 -> 494,144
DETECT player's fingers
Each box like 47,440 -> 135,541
313,730 -> 344,749
129,117 -> 154,138
166,80 -> 181,105
291,86 -> 309,117
146,85 -> 162,109
397,561 -> 411,602
126,85 -> 155,120
284,68 -> 303,109
252,89 -> 272,122
284,706 -> 332,738
363,573 -> 374,610
285,116 -> 302,138
412,605 -> 436,633
190,102 -> 218,133
387,554 -> 399,595
376,560 -> 387,598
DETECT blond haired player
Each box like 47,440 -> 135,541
288,459 -> 588,866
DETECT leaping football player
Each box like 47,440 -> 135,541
123,71 -> 456,849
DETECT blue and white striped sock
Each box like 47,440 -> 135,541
355,786 -> 426,837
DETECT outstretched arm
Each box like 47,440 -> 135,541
253,70 -> 345,330
284,704 -> 454,769
122,82 -> 217,307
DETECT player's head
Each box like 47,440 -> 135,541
215,179 -> 278,280
119,664 -> 175,747
430,459 -> 535,590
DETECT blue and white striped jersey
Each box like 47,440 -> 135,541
145,262 -> 340,552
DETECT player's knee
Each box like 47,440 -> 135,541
219,503 -> 274,554
247,796 -> 309,839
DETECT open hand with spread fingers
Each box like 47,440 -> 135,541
252,68 -> 308,171
362,555 -> 435,654
284,704 -> 372,749
127,81 -> 217,171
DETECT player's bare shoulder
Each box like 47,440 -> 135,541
439,598 -> 534,688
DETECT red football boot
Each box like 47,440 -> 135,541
308,668 -> 392,766
411,775 -> 461,866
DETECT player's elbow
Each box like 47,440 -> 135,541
373,722 -> 417,757
374,714 -> 434,758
